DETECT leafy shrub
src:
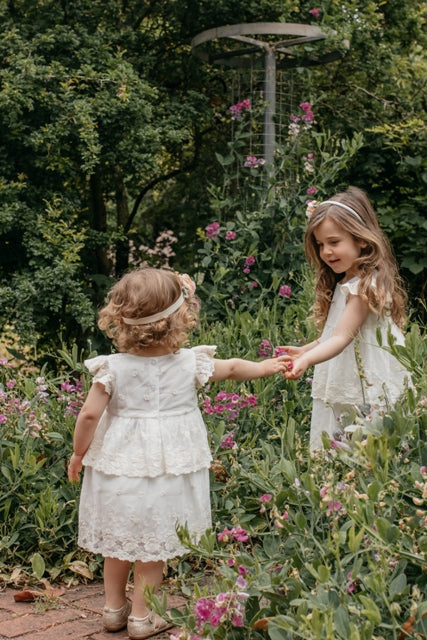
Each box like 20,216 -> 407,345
196,97 -> 363,321
161,323 -> 427,640
0,347 -> 101,583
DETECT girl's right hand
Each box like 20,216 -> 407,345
275,345 -> 303,358
282,355 -> 310,380
68,453 -> 83,483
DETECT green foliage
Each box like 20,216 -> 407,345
0,305 -> 426,639
170,323 -> 427,640
0,353 -> 101,583
0,0 -> 426,353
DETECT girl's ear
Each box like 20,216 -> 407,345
359,240 -> 368,249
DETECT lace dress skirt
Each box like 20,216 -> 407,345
78,466 -> 211,562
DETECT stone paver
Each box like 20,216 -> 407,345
0,582 -> 184,639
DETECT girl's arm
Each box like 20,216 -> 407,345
211,355 -> 289,382
285,294 -> 370,380
67,382 -> 110,482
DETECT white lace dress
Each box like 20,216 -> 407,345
77,346 -> 216,562
310,277 -> 409,451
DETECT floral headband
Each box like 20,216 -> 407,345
306,199 -> 363,223
122,273 -> 196,326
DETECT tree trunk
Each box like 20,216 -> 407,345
114,164 -> 130,275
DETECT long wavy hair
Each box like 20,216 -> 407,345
305,186 -> 407,329
98,267 -> 200,353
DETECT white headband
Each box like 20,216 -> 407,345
322,200 -> 363,223
122,293 -> 185,326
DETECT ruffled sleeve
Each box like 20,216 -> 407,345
84,355 -> 114,396
192,345 -> 217,387
340,276 -> 360,300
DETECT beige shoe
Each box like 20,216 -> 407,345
127,610 -> 173,639
103,598 -> 132,631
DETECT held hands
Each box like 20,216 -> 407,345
68,453 -> 83,483
274,345 -> 308,380
262,355 -> 293,376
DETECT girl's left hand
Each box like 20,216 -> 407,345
68,454 -> 83,483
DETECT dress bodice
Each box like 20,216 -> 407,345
311,277 -> 408,406
81,346 -> 216,478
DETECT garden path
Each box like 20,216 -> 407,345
0,581 -> 184,639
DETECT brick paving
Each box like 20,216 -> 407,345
0,582 -> 185,639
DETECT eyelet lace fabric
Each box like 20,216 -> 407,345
78,467 -> 211,562
78,346 -> 216,561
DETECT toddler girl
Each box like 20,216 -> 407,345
282,186 -> 409,451
68,267 -> 288,639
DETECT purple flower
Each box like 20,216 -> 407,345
258,339 -> 272,358
279,284 -> 291,298
245,256 -> 255,267
225,230 -> 236,240
206,221 -> 220,238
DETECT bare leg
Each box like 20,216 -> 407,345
104,556 -> 131,609
131,560 -> 165,617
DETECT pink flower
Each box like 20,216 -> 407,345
225,230 -> 236,240
244,155 -> 266,169
217,528 -> 232,542
220,433 -> 237,450
0,414 -> 7,423
279,284 -> 291,298
206,221 -> 220,238
231,526 -> 249,542
229,99 -> 251,118
259,493 -> 273,503
251,281 -> 258,288
235,575 -> 247,589
258,339 -> 272,358
300,102 -> 311,112
306,186 -> 317,195
309,8 -> 320,18
238,565 -> 249,575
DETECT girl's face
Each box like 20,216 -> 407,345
313,217 -> 366,279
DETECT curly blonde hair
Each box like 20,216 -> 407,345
305,186 -> 407,329
98,268 -> 200,353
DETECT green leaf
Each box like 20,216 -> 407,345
389,573 -> 407,598
31,553 -> 45,579
359,595 -> 381,624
